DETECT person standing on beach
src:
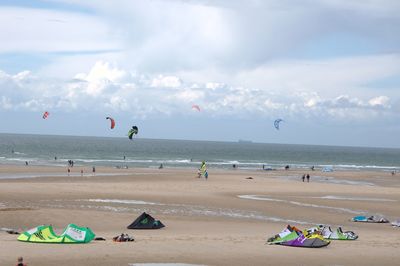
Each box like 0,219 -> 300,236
92,166 -> 96,176
16,256 -> 27,266
306,174 -> 310,182
302,174 -> 305,182
67,168 -> 70,176
198,161 -> 207,179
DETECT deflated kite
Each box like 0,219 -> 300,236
267,225 -> 330,248
18,224 -> 95,244
306,224 -> 358,240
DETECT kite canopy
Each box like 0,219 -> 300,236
127,212 -> 165,229
106,117 -> 115,129
392,220 -> 400,227
351,215 -> 389,223
192,104 -> 201,112
17,224 -> 95,243
42,111 -> 49,119
267,225 -> 330,248
274,119 -> 283,130
128,126 -> 139,140
306,225 -> 358,240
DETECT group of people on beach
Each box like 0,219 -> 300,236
302,174 -> 311,182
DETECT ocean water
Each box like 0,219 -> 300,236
0,133 -> 399,171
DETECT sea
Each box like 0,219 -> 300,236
0,133 -> 399,171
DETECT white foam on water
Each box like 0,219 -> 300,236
238,195 -> 364,214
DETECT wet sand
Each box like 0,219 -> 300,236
0,165 -> 399,266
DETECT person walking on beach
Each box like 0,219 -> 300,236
197,161 -> 207,179
81,169 -> 83,176
302,174 -> 305,182
306,174 -> 310,182
92,166 -> 96,176
67,168 -> 70,176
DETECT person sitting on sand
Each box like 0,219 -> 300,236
16,256 -> 27,266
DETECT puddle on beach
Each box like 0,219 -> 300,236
0,172 -> 132,179
314,195 -> 397,202
1,198 -> 311,225
129,264 -> 206,266
238,195 -> 365,215
281,175 -> 375,186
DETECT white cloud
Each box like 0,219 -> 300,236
368,96 -> 390,108
151,75 -> 182,88
0,60 -> 397,122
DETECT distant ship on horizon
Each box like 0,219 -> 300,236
238,139 -> 253,143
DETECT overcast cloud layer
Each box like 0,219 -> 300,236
0,0 -> 399,147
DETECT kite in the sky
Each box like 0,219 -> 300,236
128,126 -> 139,140
274,119 -> 283,130
42,111 -> 49,119
192,105 -> 201,112
106,117 -> 115,129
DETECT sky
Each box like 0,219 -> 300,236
0,0 -> 400,148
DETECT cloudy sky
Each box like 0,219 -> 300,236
1,0 -> 400,147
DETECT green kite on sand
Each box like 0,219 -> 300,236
267,225 -> 330,248
18,224 -> 95,243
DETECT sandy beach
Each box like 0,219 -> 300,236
1,165 -> 399,266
